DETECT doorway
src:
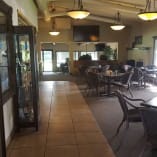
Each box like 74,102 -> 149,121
42,50 -> 53,72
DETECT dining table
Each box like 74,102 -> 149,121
101,71 -> 125,96
141,96 -> 157,108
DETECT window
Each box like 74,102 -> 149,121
73,51 -> 98,60
56,52 -> 69,67
153,38 -> 157,66
42,50 -> 53,72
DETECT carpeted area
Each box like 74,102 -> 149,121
84,86 -> 157,157
41,72 -> 157,157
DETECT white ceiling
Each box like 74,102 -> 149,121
35,0 -> 149,25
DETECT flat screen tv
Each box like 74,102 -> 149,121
73,25 -> 99,42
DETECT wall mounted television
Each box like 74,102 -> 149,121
73,25 -> 99,42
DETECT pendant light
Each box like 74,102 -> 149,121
49,18 -> 60,36
138,0 -> 157,21
110,12 -> 125,31
67,0 -> 90,19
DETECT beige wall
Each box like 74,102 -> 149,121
37,19 -> 131,73
4,0 -> 38,28
2,0 -> 38,146
128,21 -> 157,65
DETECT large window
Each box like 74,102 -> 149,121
42,50 -> 53,72
153,38 -> 157,66
56,52 -> 69,67
73,51 -> 98,61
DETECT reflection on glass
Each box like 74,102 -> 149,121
0,33 -> 9,92
15,34 -> 34,123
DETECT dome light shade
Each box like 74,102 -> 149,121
49,31 -> 60,36
110,12 -> 125,31
138,12 -> 157,21
49,18 -> 60,36
110,25 -> 125,31
67,0 -> 90,19
138,0 -> 157,21
67,10 -> 90,19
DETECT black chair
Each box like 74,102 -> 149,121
139,108 -> 157,157
112,90 -> 145,151
112,69 -> 134,97
114,90 -> 144,136
85,71 -> 106,96
131,67 -> 145,87
126,59 -> 135,67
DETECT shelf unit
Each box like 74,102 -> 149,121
14,26 -> 39,131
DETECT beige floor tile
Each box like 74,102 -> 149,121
52,102 -> 69,107
51,105 -> 70,111
10,134 -> 46,148
51,111 -> 71,117
52,108 -> 71,114
48,122 -> 74,133
45,145 -> 79,157
72,114 -> 96,123
47,133 -> 76,146
76,132 -> 107,144
70,105 -> 89,110
71,109 -> 92,115
78,144 -> 115,157
36,123 -> 48,134
6,148 -> 11,157
8,147 -> 45,157
49,115 -> 72,123
74,122 -> 100,132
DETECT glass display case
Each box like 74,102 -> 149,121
0,33 -> 9,93
0,80 -> 6,157
14,26 -> 39,130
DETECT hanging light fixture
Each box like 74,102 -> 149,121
49,18 -> 60,36
110,12 -> 125,31
67,0 -> 90,19
138,0 -> 157,21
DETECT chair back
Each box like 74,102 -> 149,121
132,67 -> 144,82
102,65 -> 110,72
121,70 -> 134,85
114,90 -> 129,119
86,71 -> 99,88
139,108 -> 157,148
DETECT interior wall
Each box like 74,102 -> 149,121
3,0 -> 38,28
37,19 -> 131,73
3,98 -> 14,146
2,0 -> 38,147
128,20 -> 157,65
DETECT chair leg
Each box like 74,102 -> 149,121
126,121 -> 129,129
115,126 -> 129,152
116,118 -> 125,136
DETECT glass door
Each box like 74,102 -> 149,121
14,26 -> 39,130
42,50 -> 53,72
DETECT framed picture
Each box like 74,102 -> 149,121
135,36 -> 142,44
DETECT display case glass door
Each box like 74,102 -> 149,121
14,26 -> 39,130
0,82 -> 6,157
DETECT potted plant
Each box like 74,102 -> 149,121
103,45 -> 114,60
79,54 -> 92,61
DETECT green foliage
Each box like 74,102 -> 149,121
99,54 -> 107,60
102,45 -> 114,60
104,45 -> 113,56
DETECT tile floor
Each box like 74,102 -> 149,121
8,81 -> 115,157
